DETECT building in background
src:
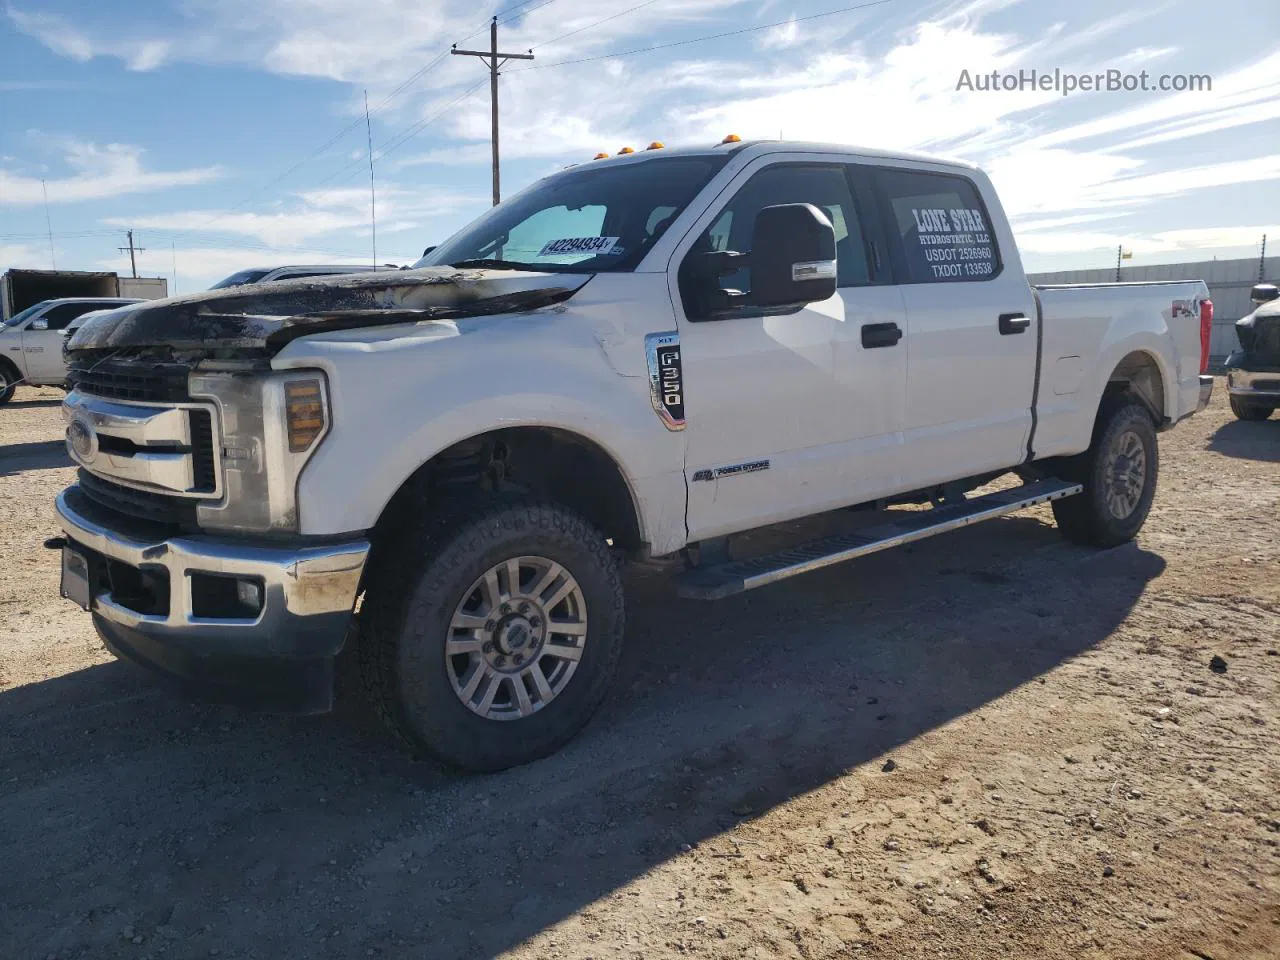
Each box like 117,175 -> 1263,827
1029,256 -> 1279,361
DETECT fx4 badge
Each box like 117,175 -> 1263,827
645,331 -> 686,431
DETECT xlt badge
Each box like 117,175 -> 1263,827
645,331 -> 686,431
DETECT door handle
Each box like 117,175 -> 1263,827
999,312 -> 1030,335
861,322 -> 902,348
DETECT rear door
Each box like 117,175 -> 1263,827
671,156 -> 908,540
872,165 -> 1038,486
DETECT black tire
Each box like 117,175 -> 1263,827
1051,398 -> 1158,548
0,362 -> 17,404
1229,396 -> 1273,421
359,496 -> 624,772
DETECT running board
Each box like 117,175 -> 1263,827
674,478 -> 1082,600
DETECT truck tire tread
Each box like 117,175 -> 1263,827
357,494 -> 624,772
1051,397 -> 1158,548
0,359 -> 18,404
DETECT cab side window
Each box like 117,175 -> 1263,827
691,164 -> 872,294
40,303 -> 99,330
874,168 -> 1001,283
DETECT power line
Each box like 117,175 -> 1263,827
530,0 -> 664,51
304,78 -> 489,195
518,0 -> 897,71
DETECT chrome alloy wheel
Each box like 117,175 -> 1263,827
445,555 -> 588,720
1104,429 -> 1147,520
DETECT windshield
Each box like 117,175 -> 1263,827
419,155 -> 726,273
3,302 -> 49,328
209,269 -> 270,290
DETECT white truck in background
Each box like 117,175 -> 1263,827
52,139 -> 1214,771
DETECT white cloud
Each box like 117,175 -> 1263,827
756,16 -> 801,51
0,139 -> 223,206
7,7 -> 173,71
0,242 -> 52,270
102,182 -> 479,248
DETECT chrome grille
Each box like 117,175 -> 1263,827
63,389 -> 222,502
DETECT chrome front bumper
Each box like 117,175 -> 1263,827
55,486 -> 369,711
1226,367 -> 1280,400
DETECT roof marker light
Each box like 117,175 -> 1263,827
593,152 -> 609,159
617,146 -> 635,155
646,141 -> 665,150
720,133 -> 742,144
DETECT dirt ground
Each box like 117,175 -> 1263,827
1,380 -> 1277,960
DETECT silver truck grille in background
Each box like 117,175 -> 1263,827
63,390 -> 222,500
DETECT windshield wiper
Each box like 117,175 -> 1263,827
448,258 -> 539,271
447,258 -> 585,273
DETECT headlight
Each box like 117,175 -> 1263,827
188,369 -> 330,534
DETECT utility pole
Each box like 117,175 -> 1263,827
452,18 -> 534,206
118,229 -> 145,278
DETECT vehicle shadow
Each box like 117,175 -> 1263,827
0,439 -> 71,476
1206,418 -> 1280,463
0,516 -> 1163,959
4,397 -> 64,409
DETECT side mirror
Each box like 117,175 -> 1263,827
1251,283 -> 1278,305
749,203 -> 837,309
30,317 -> 49,331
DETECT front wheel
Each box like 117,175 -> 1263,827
0,364 -> 16,404
360,497 -> 624,772
1229,396 -> 1274,421
1052,399 -> 1158,547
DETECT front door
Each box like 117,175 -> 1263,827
670,157 -> 908,542
21,302 -> 97,383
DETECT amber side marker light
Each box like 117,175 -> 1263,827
285,378 -> 326,452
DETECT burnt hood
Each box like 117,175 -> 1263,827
66,267 -> 592,356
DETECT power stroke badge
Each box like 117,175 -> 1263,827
644,331 -> 686,431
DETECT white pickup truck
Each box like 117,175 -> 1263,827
52,139 -> 1214,771
0,297 -> 142,402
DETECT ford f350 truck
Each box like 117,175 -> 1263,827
51,139 -> 1215,771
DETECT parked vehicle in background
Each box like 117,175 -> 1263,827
1225,282 -> 1279,421
208,264 -> 395,289
1,269 -> 166,323
0,297 -> 142,402
53,138 -> 1215,771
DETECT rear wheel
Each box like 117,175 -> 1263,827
1052,399 -> 1158,547
359,496 -> 624,772
1229,396 -> 1273,421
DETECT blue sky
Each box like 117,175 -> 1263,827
1,0 -> 1277,290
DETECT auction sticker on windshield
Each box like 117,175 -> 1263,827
538,236 -> 621,257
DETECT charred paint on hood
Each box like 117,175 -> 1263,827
66,267 -> 593,358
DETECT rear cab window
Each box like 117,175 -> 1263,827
874,167 -> 1001,283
